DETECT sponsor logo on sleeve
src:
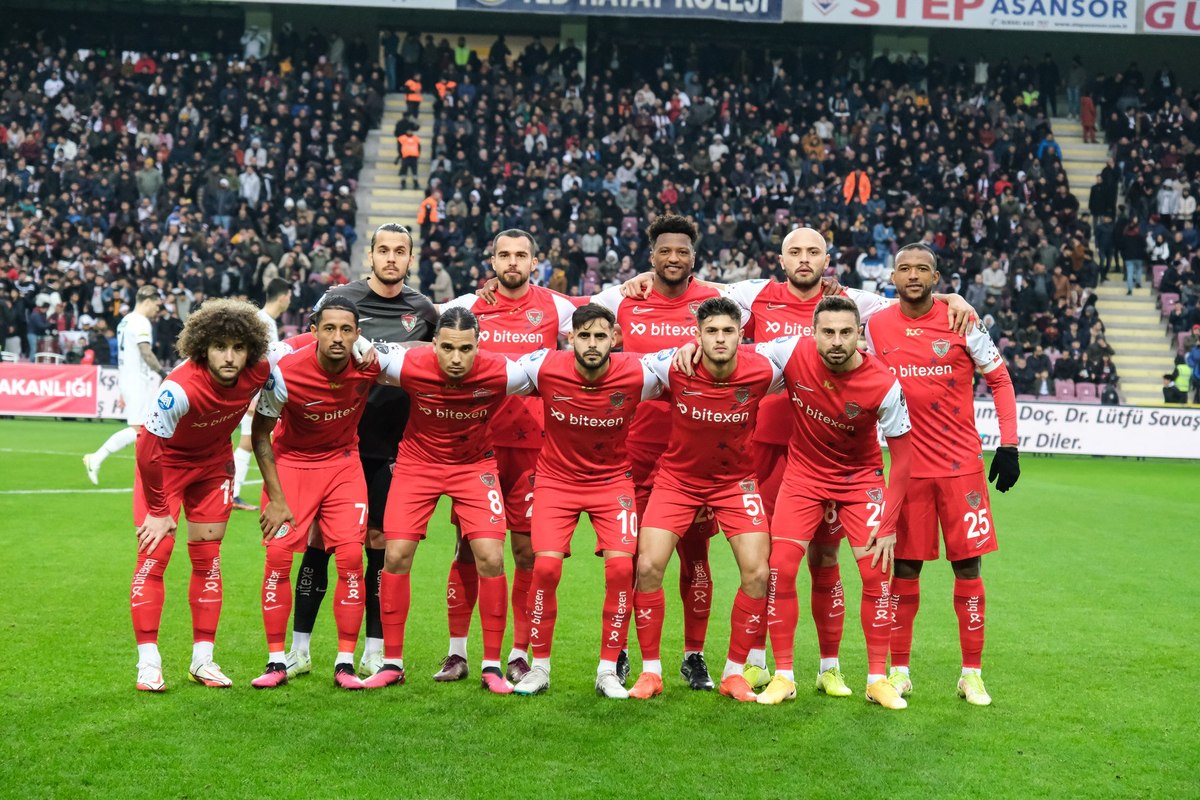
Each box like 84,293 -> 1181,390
156,389 -> 175,410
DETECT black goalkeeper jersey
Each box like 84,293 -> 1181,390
317,278 -> 439,460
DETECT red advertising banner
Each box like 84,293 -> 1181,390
0,364 -> 100,417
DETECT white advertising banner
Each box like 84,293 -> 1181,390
805,0 -> 1136,32
973,401 -> 1200,459
1143,0 -> 1200,32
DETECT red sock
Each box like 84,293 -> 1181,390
601,557 -> 634,662
528,557 -> 562,659
765,540 -> 805,671
677,526 -> 712,652
633,589 -> 665,662
380,571 -> 410,661
856,555 -> 891,676
332,544 -> 364,654
809,563 -> 845,660
511,566 -> 534,652
131,535 -> 175,645
187,540 -> 222,644
477,574 -> 508,662
262,547 -> 294,653
954,577 -> 986,670
889,576 -> 921,669
727,588 -> 767,664
446,560 -> 478,638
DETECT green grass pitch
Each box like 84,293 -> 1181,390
0,417 -> 1195,799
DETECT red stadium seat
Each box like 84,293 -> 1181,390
1159,292 -> 1179,318
1074,382 -> 1098,401
1177,332 -> 1191,355
1055,380 -> 1075,400
585,256 -> 599,271
774,208 -> 790,225
1152,264 -> 1167,289
621,216 -> 639,236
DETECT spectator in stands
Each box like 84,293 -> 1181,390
1163,357 -> 1190,403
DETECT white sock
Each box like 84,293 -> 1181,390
961,667 -> 981,677
867,673 -> 886,685
747,648 -> 767,669
508,648 -> 528,663
448,637 -> 467,659
893,665 -> 910,676
137,642 -> 161,666
335,651 -> 355,666
481,659 -> 501,672
642,659 -> 662,676
95,426 -> 137,464
722,659 -> 742,680
774,669 -> 795,681
232,447 -> 252,496
192,640 -> 214,666
597,659 -> 617,676
819,657 -> 840,674
362,637 -> 383,658
291,631 -> 311,655
268,650 -> 286,664
684,649 -> 702,659
531,657 -> 551,673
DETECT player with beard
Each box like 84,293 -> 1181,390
864,243 -> 1020,707
509,305 -> 665,698
589,214 -> 747,691
653,226 -> 973,696
434,229 -> 577,684
283,224 -> 438,680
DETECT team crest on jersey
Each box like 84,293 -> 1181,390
526,309 -> 543,325
966,491 -> 982,509
845,401 -> 862,418
610,391 -> 626,408
473,388 -> 494,399
156,389 -> 175,410
401,314 -> 416,332
866,488 -> 884,503
618,495 -> 633,510
932,339 -> 950,358
739,479 -> 757,493
735,387 -> 750,404
688,301 -> 701,316
480,472 -> 497,488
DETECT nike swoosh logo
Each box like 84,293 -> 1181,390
751,517 -> 764,526
681,390 -> 703,396
967,624 -> 985,631
196,598 -> 222,604
304,400 -> 324,407
975,536 -> 992,548
417,392 -> 439,397
767,620 -> 782,625
871,622 -> 890,628
743,628 -> 758,634
552,394 -> 573,401
691,606 -> 708,614
630,307 -> 655,315
358,316 -> 374,323
131,601 -> 151,607
477,313 -> 500,321
828,611 -> 845,618
793,384 -> 814,392
766,303 -> 789,310
263,604 -> 284,611
339,600 -> 362,606
828,524 -> 843,534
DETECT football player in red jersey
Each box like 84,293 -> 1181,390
250,297 -> 382,691
864,243 -> 1020,707
625,298 -> 782,702
435,229 -> 576,684
754,295 -> 914,709
362,308 -> 534,694
129,299 -> 272,692
590,214 -> 740,691
509,304 -> 665,698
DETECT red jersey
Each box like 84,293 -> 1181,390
378,345 -> 532,465
757,336 -> 911,497
146,359 -> 271,465
516,349 -> 662,484
865,303 -> 1012,479
642,345 -> 783,490
258,344 -> 382,467
724,280 -> 890,446
591,279 -> 742,446
443,286 -> 575,450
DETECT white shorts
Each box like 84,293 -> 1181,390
121,375 -> 158,426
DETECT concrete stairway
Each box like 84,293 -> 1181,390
352,93 -> 434,270
1052,117 -> 1109,211
1092,285 -> 1174,405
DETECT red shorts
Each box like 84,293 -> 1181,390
752,441 -> 788,522
495,445 -> 539,534
531,476 -> 639,557
643,476 -> 769,540
772,480 -> 888,549
264,460 -> 368,553
133,458 -> 234,527
384,458 -> 507,542
628,440 -> 665,516
897,473 -> 999,562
